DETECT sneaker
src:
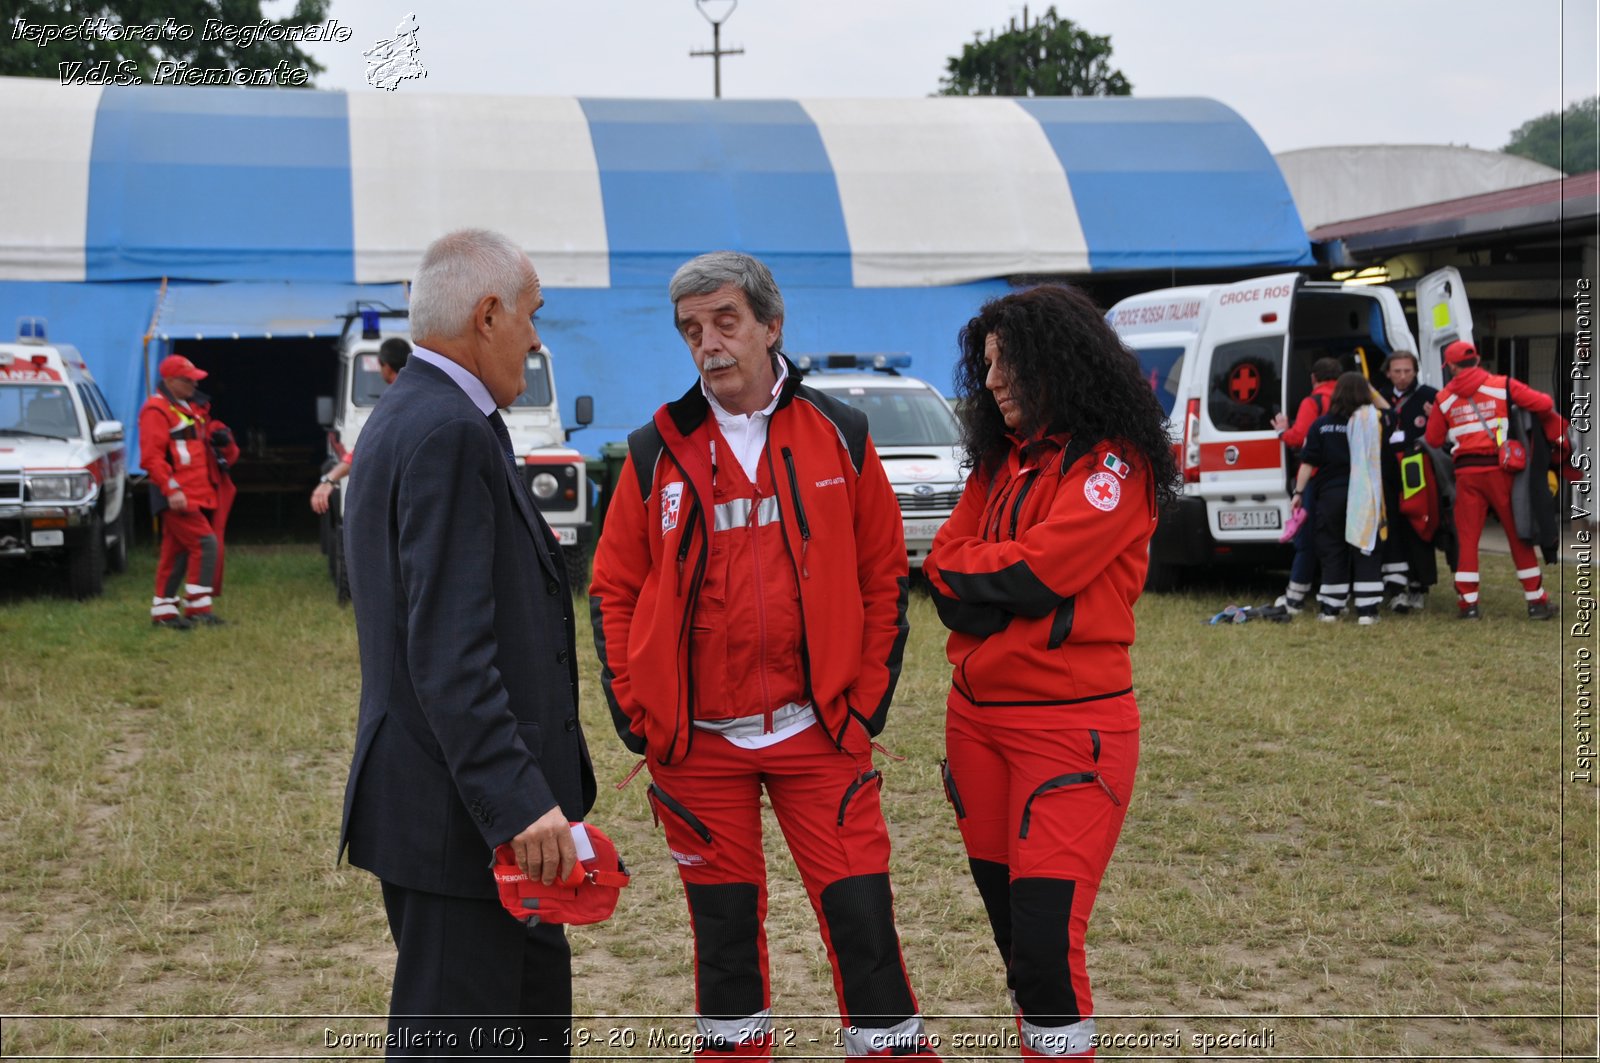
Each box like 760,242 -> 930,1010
1390,595 -> 1411,615
152,616 -> 192,631
1458,604 -> 1481,620
1275,594 -> 1305,617
1408,591 -> 1427,612
1318,612 -> 1340,623
187,614 -> 228,627
1528,598 -> 1555,621
1358,614 -> 1379,626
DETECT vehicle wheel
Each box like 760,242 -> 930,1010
107,502 -> 130,575
67,513 -> 106,599
563,542 -> 589,591
333,526 -> 351,606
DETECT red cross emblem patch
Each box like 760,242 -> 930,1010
1084,471 -> 1121,511
1227,363 -> 1261,403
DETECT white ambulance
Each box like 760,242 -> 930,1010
0,318 -> 131,598
796,355 -> 964,569
318,309 -> 594,596
1107,268 -> 1472,589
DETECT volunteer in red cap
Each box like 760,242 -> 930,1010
1424,340 -> 1563,619
138,354 -> 226,629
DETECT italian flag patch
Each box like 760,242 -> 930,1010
1103,452 -> 1131,480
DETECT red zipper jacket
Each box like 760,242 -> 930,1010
1279,379 -> 1336,450
1424,365 -> 1560,467
924,433 -> 1155,727
138,387 -> 218,508
589,362 -> 910,764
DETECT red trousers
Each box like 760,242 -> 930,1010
646,722 -> 935,1059
153,507 -> 217,619
190,478 -> 235,596
944,691 -> 1138,1059
1451,468 -> 1545,610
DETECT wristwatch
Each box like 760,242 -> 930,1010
319,475 -> 332,485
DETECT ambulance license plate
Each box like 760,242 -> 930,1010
903,519 -> 945,542
31,529 -> 64,547
1218,507 -> 1281,531
553,527 -> 578,546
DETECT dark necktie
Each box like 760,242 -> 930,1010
488,410 -> 517,464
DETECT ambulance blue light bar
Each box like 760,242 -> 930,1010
360,309 -> 381,340
16,317 -> 47,343
794,353 -> 911,372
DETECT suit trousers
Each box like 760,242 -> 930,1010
380,881 -> 572,1060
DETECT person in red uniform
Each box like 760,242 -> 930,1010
924,284 -> 1179,1060
590,251 -> 938,1060
138,355 -> 224,629
1270,356 -> 1341,613
1424,340 -> 1561,619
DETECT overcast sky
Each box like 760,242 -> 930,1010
297,0 -> 1599,156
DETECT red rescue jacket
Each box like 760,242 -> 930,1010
1280,380 -> 1336,450
924,433 -> 1155,728
138,387 -> 218,509
589,365 -> 910,764
1424,366 -> 1559,469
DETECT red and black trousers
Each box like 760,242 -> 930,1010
645,722 -> 936,1059
943,691 -> 1138,1058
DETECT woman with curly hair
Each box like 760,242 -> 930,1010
924,284 -> 1177,1059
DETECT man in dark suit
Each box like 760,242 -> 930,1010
340,228 -> 596,1059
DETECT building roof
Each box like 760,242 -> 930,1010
1309,170 -> 1600,257
1275,144 -> 1562,231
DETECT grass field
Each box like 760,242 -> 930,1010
0,542 -> 1594,1060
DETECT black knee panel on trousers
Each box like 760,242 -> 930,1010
968,858 -> 1013,977
684,882 -> 763,1020
1010,877 -> 1080,1025
818,873 -> 916,1026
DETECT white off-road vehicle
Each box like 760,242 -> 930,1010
797,355 -> 964,569
317,309 -> 594,598
0,318 -> 131,598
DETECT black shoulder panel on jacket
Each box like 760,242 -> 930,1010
627,422 -> 665,503
794,385 -> 869,473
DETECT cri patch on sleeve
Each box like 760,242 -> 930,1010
661,481 -> 684,535
1084,471 -> 1121,511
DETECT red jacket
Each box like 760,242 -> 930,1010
1425,366 -> 1560,467
924,433 -> 1155,728
138,387 -> 217,508
1280,379 -> 1337,450
590,367 -> 909,764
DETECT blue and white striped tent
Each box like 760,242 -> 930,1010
0,77 -> 1310,455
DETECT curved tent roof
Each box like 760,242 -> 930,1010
0,78 -> 1310,287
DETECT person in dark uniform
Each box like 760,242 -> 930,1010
1375,351 -> 1438,612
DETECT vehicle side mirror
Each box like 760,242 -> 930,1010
92,420 -> 123,444
316,395 -> 334,429
566,395 -> 593,441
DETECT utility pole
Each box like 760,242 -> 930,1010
690,0 -> 743,99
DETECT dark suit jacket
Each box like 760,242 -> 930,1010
339,359 -> 596,899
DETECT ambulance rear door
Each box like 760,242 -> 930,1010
1193,273 -> 1303,541
1413,266 -> 1473,387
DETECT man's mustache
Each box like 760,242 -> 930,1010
702,356 -> 737,372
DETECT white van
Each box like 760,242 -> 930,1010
0,318 -> 131,598
1107,268 -> 1472,589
